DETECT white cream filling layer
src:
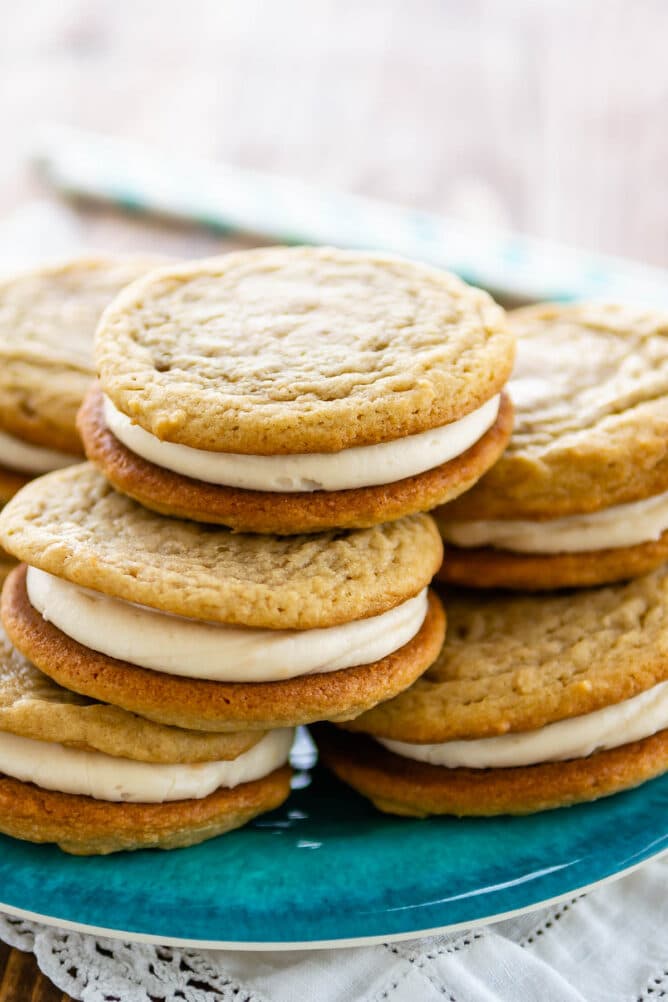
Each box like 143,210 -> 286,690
379,681 -> 668,769
26,567 -> 428,683
0,727 -> 294,802
0,428 -> 79,475
103,393 -> 501,492
439,489 -> 668,554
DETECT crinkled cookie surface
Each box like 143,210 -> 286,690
0,464 -> 442,628
96,247 -> 513,453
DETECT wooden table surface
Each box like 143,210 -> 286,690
1,0 -> 667,998
0,941 -> 70,1002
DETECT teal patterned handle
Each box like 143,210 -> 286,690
34,125 -> 668,306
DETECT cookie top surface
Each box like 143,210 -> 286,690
95,247 -> 513,454
0,626 -> 261,763
0,255 -> 161,453
0,464 -> 442,629
343,568 -> 668,742
440,302 -> 668,519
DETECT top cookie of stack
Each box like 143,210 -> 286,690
79,246 -> 515,534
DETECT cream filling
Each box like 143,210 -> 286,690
102,393 -> 501,492
0,727 -> 294,802
439,489 -> 668,554
379,681 -> 668,769
0,428 -> 79,475
26,567 -> 429,683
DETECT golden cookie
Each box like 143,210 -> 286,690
343,569 -> 668,743
442,302 -> 668,520
435,303 -> 668,588
316,569 -> 668,815
0,767 -> 291,854
0,464 -> 442,629
0,623 -> 262,763
314,725 -> 668,817
2,567 -> 446,731
437,533 -> 668,591
0,256 -> 161,454
96,247 -> 514,453
79,383 -> 514,533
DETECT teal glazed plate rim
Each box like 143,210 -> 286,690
1,764 -> 667,950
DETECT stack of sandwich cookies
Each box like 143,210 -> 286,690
0,248 -> 462,854
79,247 -> 515,534
0,464 -> 446,733
435,303 -> 668,589
0,626 -> 292,855
0,256 -> 159,581
314,571 -> 668,816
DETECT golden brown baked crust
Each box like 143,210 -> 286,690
0,766 -> 291,854
0,464 -> 442,629
2,568 -> 446,731
342,568 -> 668,742
79,384 -> 514,533
0,256 -> 162,453
96,247 -> 514,453
0,624 -> 262,764
436,531 -> 668,590
440,302 -> 668,520
313,725 -> 668,816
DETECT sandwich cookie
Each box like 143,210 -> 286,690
436,303 -> 668,589
0,626 -> 292,854
0,464 -> 446,732
80,246 -> 515,533
0,255 -> 160,497
314,570 -> 668,815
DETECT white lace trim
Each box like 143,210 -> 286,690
0,914 -> 267,1001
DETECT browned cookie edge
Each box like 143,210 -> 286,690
78,384 -> 513,533
313,725 -> 668,816
2,567 -> 446,732
0,765 -> 291,854
436,532 -> 668,590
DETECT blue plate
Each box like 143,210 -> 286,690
1,759 -> 667,948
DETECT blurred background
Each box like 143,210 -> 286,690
1,0 -> 667,276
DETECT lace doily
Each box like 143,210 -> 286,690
2,854 -> 668,1002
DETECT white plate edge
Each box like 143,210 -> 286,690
1,845 -> 666,952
